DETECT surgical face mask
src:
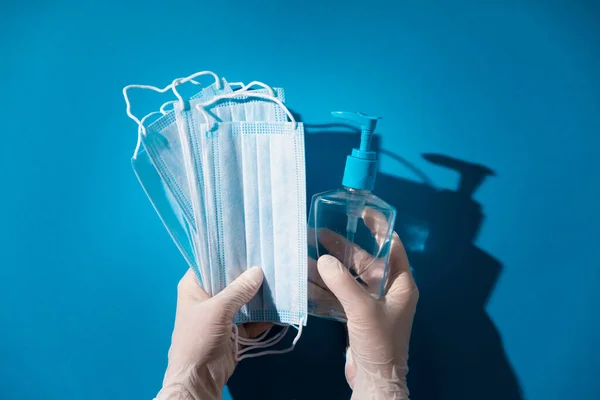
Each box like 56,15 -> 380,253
124,72 -> 230,282
125,74 -> 287,281
126,75 -> 288,231
131,114 -> 200,279
173,87 -> 308,329
124,72 -> 306,359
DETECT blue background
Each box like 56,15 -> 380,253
1,1 -> 599,399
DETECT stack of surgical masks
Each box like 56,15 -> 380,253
123,71 -> 307,359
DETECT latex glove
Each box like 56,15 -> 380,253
317,220 -> 419,399
155,267 -> 270,400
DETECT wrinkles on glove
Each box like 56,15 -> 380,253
156,267 -> 268,400
160,358 -> 230,400
155,382 -> 196,400
346,323 -> 409,400
350,356 -> 409,400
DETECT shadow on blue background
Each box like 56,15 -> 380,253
228,120 -> 522,399
378,156 -> 522,400
2,1 -> 600,399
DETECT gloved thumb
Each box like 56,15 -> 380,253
317,255 -> 371,318
214,267 -> 264,319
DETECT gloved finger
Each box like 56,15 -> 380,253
308,279 -> 343,316
177,268 -> 210,301
213,266 -> 264,318
362,207 -> 392,248
317,255 -> 372,317
385,233 -> 417,299
358,260 -> 386,289
308,256 -> 328,290
318,228 -> 375,276
344,347 -> 357,389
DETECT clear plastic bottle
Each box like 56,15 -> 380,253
308,112 -> 396,322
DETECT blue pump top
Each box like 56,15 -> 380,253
331,111 -> 382,191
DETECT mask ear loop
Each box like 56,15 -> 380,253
233,317 -> 306,362
158,78 -> 208,115
231,325 -> 290,358
123,83 -> 175,136
236,326 -> 274,345
195,82 -> 296,130
229,82 -> 245,89
238,327 -> 290,354
232,326 -> 290,357
166,81 -> 274,117
159,101 -> 177,115
123,71 -> 221,135
229,81 -> 275,97
235,81 -> 275,96
172,70 -> 222,110
133,110 -> 164,159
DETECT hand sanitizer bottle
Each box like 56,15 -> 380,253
308,111 -> 397,322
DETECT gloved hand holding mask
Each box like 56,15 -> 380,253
155,267 -> 271,400
123,72 -> 308,399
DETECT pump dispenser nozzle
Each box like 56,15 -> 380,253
331,111 -> 382,191
306,111 -> 396,320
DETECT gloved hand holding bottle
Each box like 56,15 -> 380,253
316,209 -> 419,400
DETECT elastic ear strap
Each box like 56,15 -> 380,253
238,327 -> 289,355
123,83 -> 174,133
236,326 -> 274,345
233,317 -> 306,362
235,81 -> 275,96
229,82 -> 245,89
172,71 -> 221,108
123,71 -> 221,131
229,81 -> 275,97
167,83 -> 277,118
133,110 -> 163,159
195,82 -> 297,129
231,325 -> 288,354
159,101 -> 177,115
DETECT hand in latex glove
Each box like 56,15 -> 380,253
155,267 -> 270,400
317,224 -> 418,399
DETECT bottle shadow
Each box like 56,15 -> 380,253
376,154 -> 523,400
228,121 -> 522,399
